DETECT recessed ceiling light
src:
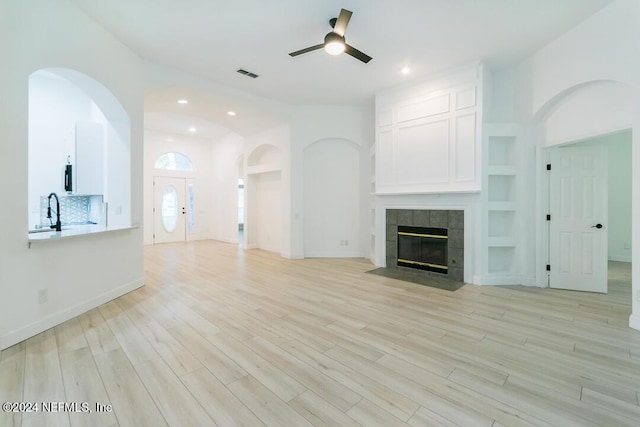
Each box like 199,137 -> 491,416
188,127 -> 196,132
166,138 -> 174,142
177,99 -> 188,104
227,111 -> 236,116
401,66 -> 411,75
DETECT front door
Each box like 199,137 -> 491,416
549,146 -> 608,292
154,177 -> 189,244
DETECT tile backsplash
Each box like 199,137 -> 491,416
39,194 -> 105,227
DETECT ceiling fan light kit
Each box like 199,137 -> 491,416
289,8 -> 372,63
324,32 -> 345,55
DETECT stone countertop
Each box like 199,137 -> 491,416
28,225 -> 137,243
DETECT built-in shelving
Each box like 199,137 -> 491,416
482,126 -> 521,284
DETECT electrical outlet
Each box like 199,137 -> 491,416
624,242 -> 632,250
345,240 -> 349,246
38,289 -> 48,304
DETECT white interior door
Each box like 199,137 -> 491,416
549,146 -> 608,292
154,177 -> 186,244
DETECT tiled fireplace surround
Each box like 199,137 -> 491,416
386,209 -> 464,282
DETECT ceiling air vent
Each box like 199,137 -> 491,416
237,69 -> 259,78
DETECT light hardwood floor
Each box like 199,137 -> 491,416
1,240 -> 639,426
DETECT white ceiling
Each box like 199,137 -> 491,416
71,0 -> 613,136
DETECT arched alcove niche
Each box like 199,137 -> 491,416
303,137 -> 361,257
246,144 -> 282,253
28,68 -> 131,229
532,79 -> 634,317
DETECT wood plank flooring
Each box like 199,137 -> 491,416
1,240 -> 639,426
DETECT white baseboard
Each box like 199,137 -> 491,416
282,252 -> 304,259
479,275 -> 522,286
609,255 -> 632,263
630,314 -> 640,332
303,251 -> 363,258
520,276 -> 540,287
0,278 -> 144,351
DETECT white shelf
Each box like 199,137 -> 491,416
483,127 -> 521,284
488,175 -> 515,202
488,135 -> 516,167
487,247 -> 516,275
487,201 -> 516,211
488,210 -> 515,237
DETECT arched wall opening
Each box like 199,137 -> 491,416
237,155 -> 245,245
533,80 -> 633,147
28,68 -> 131,230
532,80 -> 634,321
303,137 -> 361,257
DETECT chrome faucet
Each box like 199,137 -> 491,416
47,192 -> 62,231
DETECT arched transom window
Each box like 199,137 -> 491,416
154,152 -> 194,171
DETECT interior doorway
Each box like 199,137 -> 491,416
546,130 -> 632,294
238,178 -> 245,244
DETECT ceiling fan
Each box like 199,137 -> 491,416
289,8 -> 372,63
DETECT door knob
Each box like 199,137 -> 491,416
591,223 -> 603,229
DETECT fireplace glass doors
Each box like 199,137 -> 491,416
397,226 -> 448,274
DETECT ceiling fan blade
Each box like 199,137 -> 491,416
333,8 -> 352,37
344,44 -> 372,63
289,44 -> 324,57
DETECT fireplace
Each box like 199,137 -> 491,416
397,226 -> 448,274
386,209 -> 464,282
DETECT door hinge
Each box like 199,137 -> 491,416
546,164 -> 551,171
153,208 -> 155,213
546,214 -> 551,221
546,264 -> 551,271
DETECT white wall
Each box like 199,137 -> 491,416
375,63 -> 483,194
569,131 -> 632,263
490,0 -> 640,330
303,139 -> 361,257
210,133 -> 244,244
290,106 -> 374,259
0,0 -> 145,350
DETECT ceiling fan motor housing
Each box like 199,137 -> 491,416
324,32 -> 345,45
